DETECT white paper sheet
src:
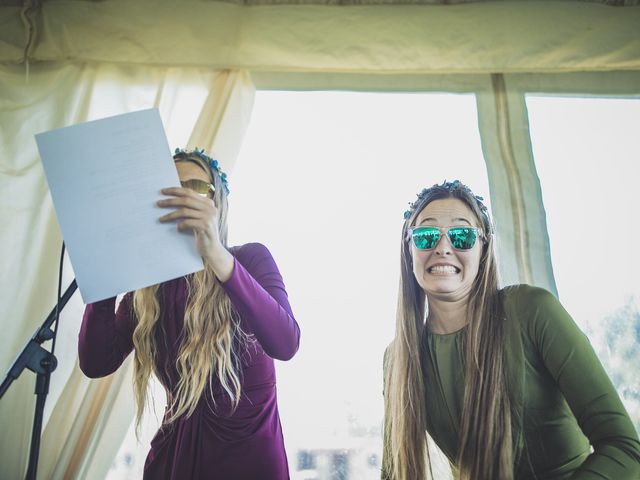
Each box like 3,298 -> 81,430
36,108 -> 204,303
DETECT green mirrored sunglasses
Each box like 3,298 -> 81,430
180,179 -> 215,198
408,226 -> 483,251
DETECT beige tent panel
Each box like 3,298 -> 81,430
1,1 -> 640,74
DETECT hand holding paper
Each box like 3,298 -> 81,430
157,161 -> 234,282
36,108 -> 204,303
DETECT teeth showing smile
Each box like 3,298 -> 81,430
428,265 -> 460,274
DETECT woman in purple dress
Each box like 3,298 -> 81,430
79,148 -> 300,479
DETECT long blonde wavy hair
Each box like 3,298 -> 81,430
383,181 -> 517,480
131,151 -> 245,432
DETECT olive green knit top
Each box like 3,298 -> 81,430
386,284 -> 640,479
423,284 -> 640,479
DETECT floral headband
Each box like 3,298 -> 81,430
403,180 -> 489,220
174,147 -> 229,194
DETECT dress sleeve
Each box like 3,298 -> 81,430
78,292 -> 135,378
221,243 -> 300,361
523,286 -> 640,479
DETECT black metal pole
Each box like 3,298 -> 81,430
0,280 -> 76,399
26,372 -> 51,480
0,279 -> 77,480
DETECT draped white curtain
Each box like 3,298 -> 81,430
0,63 -> 254,479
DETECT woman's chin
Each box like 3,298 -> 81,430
422,279 -> 471,300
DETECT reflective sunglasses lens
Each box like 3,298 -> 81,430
412,227 -> 440,250
181,179 -> 214,197
448,227 -> 477,250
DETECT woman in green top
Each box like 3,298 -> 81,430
382,180 -> 640,480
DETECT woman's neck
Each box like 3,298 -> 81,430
426,296 -> 470,334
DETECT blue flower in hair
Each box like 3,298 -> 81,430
174,147 -> 230,194
403,179 -> 489,221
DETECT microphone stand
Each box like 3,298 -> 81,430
0,279 -> 77,480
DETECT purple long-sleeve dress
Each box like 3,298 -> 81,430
79,243 -> 300,480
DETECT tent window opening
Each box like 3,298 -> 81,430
527,95 -> 640,435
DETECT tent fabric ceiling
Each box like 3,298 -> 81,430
165,0 -> 640,4
1,1 -> 640,74
3,0 -> 640,5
